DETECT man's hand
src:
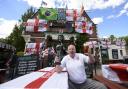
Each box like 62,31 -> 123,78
84,53 -> 95,64
55,65 -> 63,73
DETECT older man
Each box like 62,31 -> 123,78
55,44 -> 107,89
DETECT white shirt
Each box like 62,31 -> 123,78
61,53 -> 89,84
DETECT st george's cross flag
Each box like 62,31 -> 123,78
66,9 -> 74,21
25,19 -> 47,32
116,39 -> 126,47
66,9 -> 84,21
75,21 -> 86,33
100,39 -> 111,48
86,22 -> 94,34
0,67 -> 68,89
24,43 -> 42,55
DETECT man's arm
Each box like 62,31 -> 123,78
54,56 -> 65,73
84,53 -> 95,64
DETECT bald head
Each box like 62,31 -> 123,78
67,44 -> 76,57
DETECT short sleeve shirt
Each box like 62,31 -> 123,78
61,53 -> 89,84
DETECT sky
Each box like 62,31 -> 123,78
0,0 -> 128,39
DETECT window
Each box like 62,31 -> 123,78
120,50 -> 123,56
112,49 -> 118,59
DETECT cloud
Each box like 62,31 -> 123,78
22,0 -> 125,10
0,18 -> 17,38
22,0 -> 68,8
107,15 -> 115,19
23,0 -> 42,8
92,17 -> 103,24
107,2 -> 128,19
124,2 -> 128,9
83,0 -> 125,10
116,2 -> 128,17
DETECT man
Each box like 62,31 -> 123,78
55,44 -> 107,89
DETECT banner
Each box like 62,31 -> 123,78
57,8 -> 66,20
15,55 -> 39,77
86,22 -> 94,34
75,21 -> 86,33
25,19 -> 47,32
38,8 -> 58,20
66,9 -> 85,21
66,21 -> 74,32
24,43 -> 42,55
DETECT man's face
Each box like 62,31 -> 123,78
67,45 -> 76,54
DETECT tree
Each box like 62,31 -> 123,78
21,7 -> 36,22
5,7 -> 36,52
109,35 -> 116,43
75,33 -> 89,53
5,25 -> 25,52
120,36 -> 128,51
0,38 -> 6,43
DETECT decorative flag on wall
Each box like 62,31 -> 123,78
73,9 -> 84,21
25,43 -> 42,55
66,9 -> 74,21
66,21 -> 74,32
101,39 -> 111,48
85,41 -> 97,48
116,39 -> 126,48
66,9 -> 84,21
75,21 -> 86,33
57,8 -> 66,20
38,8 -> 58,20
86,22 -> 94,34
25,19 -> 47,32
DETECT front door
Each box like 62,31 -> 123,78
101,48 -> 109,64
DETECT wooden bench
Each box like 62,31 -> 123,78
93,75 -> 128,89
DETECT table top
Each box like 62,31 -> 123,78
0,67 -> 68,89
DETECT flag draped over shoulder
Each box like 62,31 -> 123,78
25,19 -> 47,32
75,21 -> 86,33
38,8 -> 58,20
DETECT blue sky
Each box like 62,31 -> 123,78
0,0 -> 128,38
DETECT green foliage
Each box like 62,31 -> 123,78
3,7 -> 36,52
121,36 -> 128,49
109,35 -> 116,42
17,51 -> 24,56
75,33 -> 89,53
0,38 -> 6,42
5,25 -> 25,52
21,7 -> 36,22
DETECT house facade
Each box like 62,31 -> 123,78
84,38 -> 126,64
22,6 -> 98,55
